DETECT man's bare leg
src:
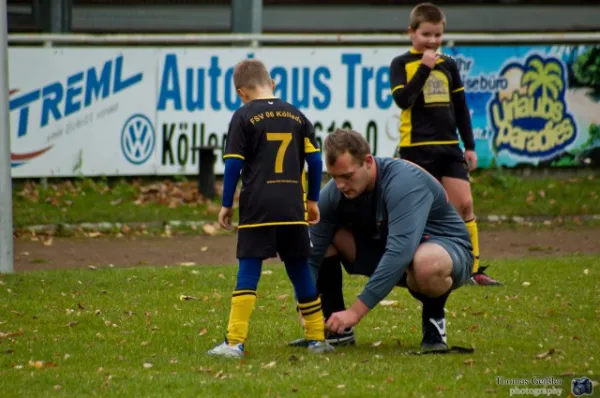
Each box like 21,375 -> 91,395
406,242 -> 454,352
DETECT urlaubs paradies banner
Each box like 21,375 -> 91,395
7,45 -> 600,178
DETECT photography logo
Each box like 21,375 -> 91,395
571,376 -> 593,396
121,114 -> 155,165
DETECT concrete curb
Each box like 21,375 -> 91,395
15,214 -> 600,234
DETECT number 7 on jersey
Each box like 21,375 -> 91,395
266,132 -> 292,173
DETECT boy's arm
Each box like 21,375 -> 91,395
448,58 -> 475,151
303,118 -> 322,202
222,113 -> 246,208
389,55 -> 432,109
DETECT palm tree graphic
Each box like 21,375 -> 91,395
520,57 -> 564,101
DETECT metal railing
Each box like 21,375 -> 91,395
7,32 -> 600,46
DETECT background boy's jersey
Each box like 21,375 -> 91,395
223,98 -> 319,228
389,49 -> 473,149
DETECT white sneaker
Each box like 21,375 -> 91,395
207,341 -> 244,358
307,340 -> 335,354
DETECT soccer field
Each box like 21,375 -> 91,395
1,256 -> 598,397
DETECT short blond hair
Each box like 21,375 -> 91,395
233,59 -> 272,90
409,2 -> 446,31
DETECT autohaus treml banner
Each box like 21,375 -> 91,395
7,44 -> 600,178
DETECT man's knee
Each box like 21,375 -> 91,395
408,243 -> 453,295
413,244 -> 451,278
325,245 -> 338,257
331,228 -> 356,263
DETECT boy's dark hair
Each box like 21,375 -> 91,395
233,59 -> 272,90
409,2 -> 446,31
324,129 -> 371,166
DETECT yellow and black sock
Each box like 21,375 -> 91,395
297,297 -> 325,342
465,218 -> 480,274
226,289 -> 257,345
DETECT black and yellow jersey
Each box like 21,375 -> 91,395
223,98 -> 319,229
389,48 -> 475,151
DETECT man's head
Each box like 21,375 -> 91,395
324,129 -> 376,199
408,3 -> 446,52
233,59 -> 275,104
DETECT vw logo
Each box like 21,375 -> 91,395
121,114 -> 155,165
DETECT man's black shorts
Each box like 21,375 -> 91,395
395,145 -> 469,182
236,224 -> 310,260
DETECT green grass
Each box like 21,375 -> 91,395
470,171 -> 600,217
12,178 -> 219,228
11,171 -> 600,228
1,257 -> 598,397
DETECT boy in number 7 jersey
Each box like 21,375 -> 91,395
208,59 -> 334,358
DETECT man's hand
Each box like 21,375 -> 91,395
421,49 -> 439,69
218,206 -> 234,229
326,309 -> 360,334
307,200 -> 320,225
464,150 -> 478,171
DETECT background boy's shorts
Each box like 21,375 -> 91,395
237,224 -> 310,260
339,230 -> 473,289
395,145 -> 470,182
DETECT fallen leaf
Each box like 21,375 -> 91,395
65,321 -> 78,327
87,231 -> 101,238
30,360 -> 44,369
54,385 -> 62,391
180,295 -> 199,301
42,237 -> 53,246
337,384 -> 345,389
372,341 -> 382,347
262,361 -> 276,369
522,281 -> 531,287
464,359 -> 475,366
276,294 -> 289,301
202,224 -> 218,236
584,269 -> 589,275
199,328 -> 207,336
143,362 -> 153,369
179,262 -> 196,267
380,300 -> 398,306
261,270 -> 273,275
535,348 -> 555,359
200,246 -> 208,252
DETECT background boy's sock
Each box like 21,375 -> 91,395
465,218 -> 480,273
